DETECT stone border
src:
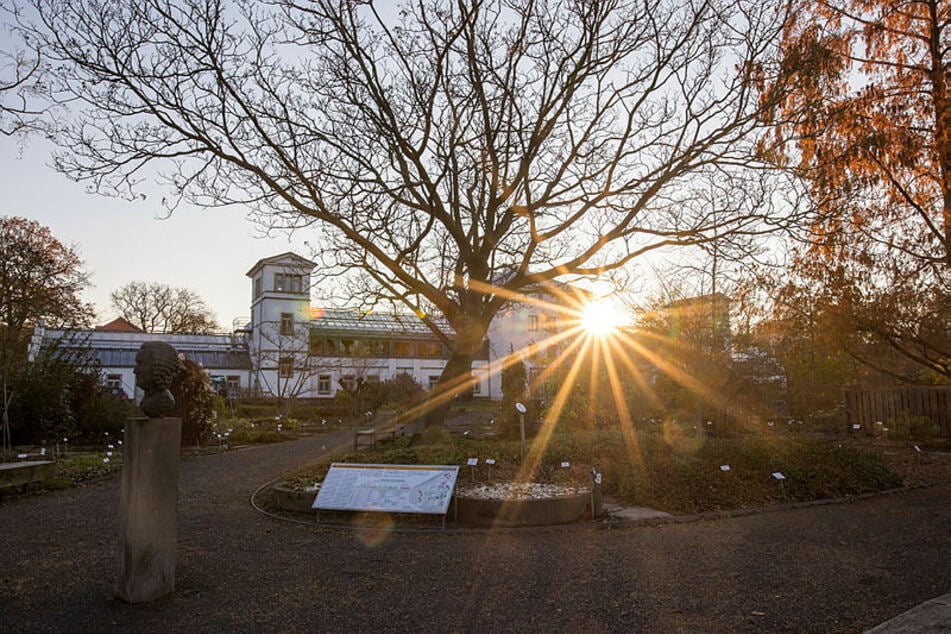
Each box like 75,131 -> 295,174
270,482 -> 320,513
453,491 -> 590,527
268,481 -> 591,527
0,461 -> 56,489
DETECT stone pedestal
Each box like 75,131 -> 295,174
116,417 -> 181,604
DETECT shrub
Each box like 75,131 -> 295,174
280,427 -> 903,514
384,372 -> 425,406
76,391 -> 132,440
171,357 -> 216,446
888,412 -> 941,439
6,343 -> 104,444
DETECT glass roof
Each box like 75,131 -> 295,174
307,309 -> 453,338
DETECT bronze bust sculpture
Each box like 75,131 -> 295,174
134,342 -> 180,418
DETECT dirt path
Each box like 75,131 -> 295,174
1,431 -> 949,633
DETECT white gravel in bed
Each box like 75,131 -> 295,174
455,482 -> 589,500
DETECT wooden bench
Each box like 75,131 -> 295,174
353,428 -> 396,451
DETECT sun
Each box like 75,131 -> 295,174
580,300 -> 625,337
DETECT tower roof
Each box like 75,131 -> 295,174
245,252 -> 317,277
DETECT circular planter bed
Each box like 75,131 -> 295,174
453,483 -> 590,527
271,482 -> 320,513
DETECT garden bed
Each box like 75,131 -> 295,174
453,482 -> 590,527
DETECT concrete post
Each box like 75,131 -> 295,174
116,417 -> 181,604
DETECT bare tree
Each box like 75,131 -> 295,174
22,0 -> 797,428
248,316 -> 339,417
110,281 -> 220,334
1,2 -> 43,136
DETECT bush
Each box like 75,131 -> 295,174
6,343 -> 105,445
384,372 -> 424,406
887,412 -> 941,439
76,391 -> 132,440
171,358 -> 216,446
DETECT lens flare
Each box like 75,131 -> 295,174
580,300 -> 625,337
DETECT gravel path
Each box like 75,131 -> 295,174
1,431 -> 949,633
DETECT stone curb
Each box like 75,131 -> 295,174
863,592 -> 951,633
251,478 -> 951,536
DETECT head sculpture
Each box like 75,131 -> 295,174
134,341 -> 180,418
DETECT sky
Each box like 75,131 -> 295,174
0,137 -> 311,330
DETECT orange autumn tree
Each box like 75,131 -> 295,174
769,0 -> 951,380
775,0 -> 951,263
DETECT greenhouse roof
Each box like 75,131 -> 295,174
307,309 -> 452,339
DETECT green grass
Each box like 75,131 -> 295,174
56,453 -> 123,484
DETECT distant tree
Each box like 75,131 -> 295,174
22,0 -> 799,430
0,215 -> 92,454
635,288 -> 734,425
110,281 -> 220,334
248,315 -> 324,417
754,267 -> 865,422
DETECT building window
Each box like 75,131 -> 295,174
317,374 -> 332,395
419,341 -> 442,358
105,373 -> 125,398
340,374 -> 356,391
472,376 -> 482,396
366,340 -> 387,357
428,375 -> 440,390
280,312 -> 294,336
226,376 -> 241,393
393,340 -> 414,357
278,357 -> 294,378
528,314 -> 539,331
274,273 -> 304,293
254,276 -> 263,298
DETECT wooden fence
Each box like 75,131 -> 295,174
845,386 -> 951,437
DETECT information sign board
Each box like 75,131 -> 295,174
313,463 -> 459,515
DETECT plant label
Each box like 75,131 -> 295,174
485,459 -> 496,465
467,458 -> 478,466
561,462 -> 571,468
772,472 -> 785,480
720,465 -> 731,472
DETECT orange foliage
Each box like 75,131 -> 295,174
775,0 -> 951,265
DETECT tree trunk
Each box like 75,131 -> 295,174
413,314 -> 489,433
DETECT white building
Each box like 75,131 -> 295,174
483,282 -> 588,399
28,318 -> 252,402
30,252 -> 538,403
244,252 -> 490,400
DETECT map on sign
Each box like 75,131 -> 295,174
313,463 -> 460,515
